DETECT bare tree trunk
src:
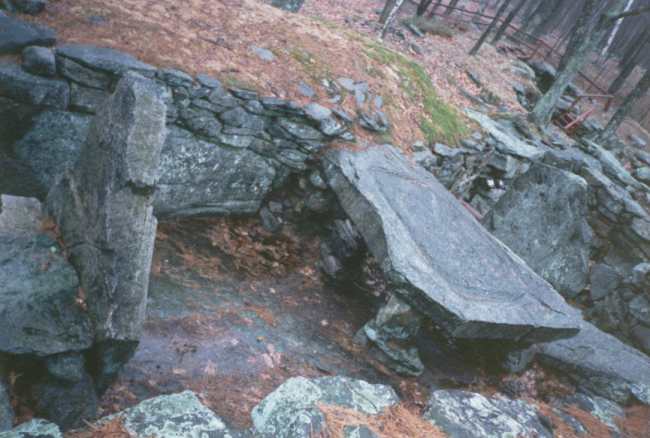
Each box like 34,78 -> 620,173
380,0 -> 397,23
428,0 -> 444,18
469,0 -> 511,55
531,0 -> 563,38
491,0 -> 527,43
473,0 -> 489,23
381,0 -> 407,39
602,0 -> 635,56
609,28 -> 650,93
529,0 -> 619,127
597,68 -> 650,142
445,0 -> 461,15
417,0 -> 434,16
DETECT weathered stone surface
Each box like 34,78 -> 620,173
0,159 -> 43,199
6,0 -> 47,15
0,15 -> 55,54
46,73 -> 166,387
0,233 -> 92,356
0,195 -> 43,235
57,55 -> 112,89
252,376 -> 399,438
103,391 -> 232,438
56,44 -> 155,77
589,263 -> 621,301
270,0 -> 305,12
22,45 -> 56,77
323,144 -> 581,342
0,381 -> 11,432
0,63 -> 68,108
557,392 -> 624,433
0,419 -> 62,438
156,126 -> 276,216
538,320 -> 650,404
465,109 -> 543,160
485,163 -> 593,298
527,60 -> 556,92
582,140 -> 647,191
423,390 -> 552,438
69,82 -> 109,113
14,110 -> 92,190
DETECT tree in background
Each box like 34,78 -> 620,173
491,0 -> 527,44
608,27 -> 650,94
469,0 -> 511,56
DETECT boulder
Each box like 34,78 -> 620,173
527,60 -> 557,92
484,163 -> 593,298
0,63 -> 68,109
322,144 -> 580,343
156,126 -> 277,216
22,46 -> 56,77
102,391 -> 232,438
537,320 -> 650,405
46,73 -> 167,389
252,376 -> 399,438
0,233 -> 92,356
423,390 -> 552,438
0,15 -> 55,54
0,419 -> 62,438
0,381 -> 11,432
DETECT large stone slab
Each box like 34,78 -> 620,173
0,15 -> 55,54
46,72 -> 166,388
56,44 -> 156,78
484,163 -> 593,298
0,63 -> 68,108
323,144 -> 581,342
537,320 -> 650,405
0,233 -> 92,356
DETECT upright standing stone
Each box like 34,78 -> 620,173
47,72 -> 167,391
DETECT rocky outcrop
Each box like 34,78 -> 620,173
103,391 -> 233,438
0,419 -> 62,438
46,72 -> 167,392
323,144 -> 580,348
423,390 -> 552,438
537,320 -> 650,405
0,14 -> 55,54
252,376 -> 399,438
485,163 -> 593,298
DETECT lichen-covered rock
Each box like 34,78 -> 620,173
484,163 -> 593,298
252,376 -> 399,438
323,144 -> 580,343
46,72 -> 167,389
423,390 -> 552,438
0,63 -> 68,108
0,419 -> 62,438
56,44 -> 156,78
0,233 -> 92,356
0,380 -> 12,432
105,391 -> 232,438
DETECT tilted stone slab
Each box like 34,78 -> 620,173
537,320 -> 650,405
46,73 -> 166,387
322,144 -> 581,342
56,44 -> 156,78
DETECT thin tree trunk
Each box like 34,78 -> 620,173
473,0 -> 489,23
609,28 -> 650,93
491,0 -> 526,43
380,0 -> 397,23
428,0 -> 444,18
597,68 -> 650,142
445,0 -> 461,15
602,0 -> 635,56
531,0 -> 563,38
417,0 -> 434,16
469,0 -> 511,55
381,0 -> 407,39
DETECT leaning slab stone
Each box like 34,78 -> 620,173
484,163 -> 593,298
0,15 -> 55,54
465,109 -> 543,160
0,419 -> 62,438
0,233 -> 92,356
252,376 -> 399,438
423,389 -> 552,438
101,391 -> 232,438
323,144 -> 581,343
56,44 -> 156,78
46,72 -> 166,388
0,63 -> 68,108
537,320 -> 650,405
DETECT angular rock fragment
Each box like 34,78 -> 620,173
537,320 -> 650,405
252,376 -> 398,438
22,45 -> 56,77
46,72 -> 167,389
323,144 -> 581,343
56,44 -> 155,78
423,390 -> 552,438
484,163 -> 593,298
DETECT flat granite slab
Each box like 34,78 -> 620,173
323,144 -> 581,343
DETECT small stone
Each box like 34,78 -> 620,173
297,81 -> 315,98
251,46 -> 275,62
260,206 -> 282,233
589,264 -> 621,301
433,143 -> 463,158
156,68 -> 193,88
629,295 -> 650,326
270,0 -> 305,12
332,107 -> 354,124
22,45 -> 56,77
406,23 -> 424,37
635,167 -> 650,184
196,74 -> 222,89
336,77 -> 356,92
373,95 -> 383,110
304,102 -> 332,121
309,170 -> 328,190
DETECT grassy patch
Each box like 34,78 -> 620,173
364,43 -> 467,145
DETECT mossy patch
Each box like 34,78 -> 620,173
364,42 -> 468,145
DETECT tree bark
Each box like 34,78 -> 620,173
469,0 -> 511,55
491,0 -> 527,43
381,0 -> 407,38
529,0 -> 628,127
417,0 -> 434,16
445,0 -> 461,15
597,68 -> 650,142
380,0 -> 397,23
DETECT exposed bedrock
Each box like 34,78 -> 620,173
323,143 -> 581,350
